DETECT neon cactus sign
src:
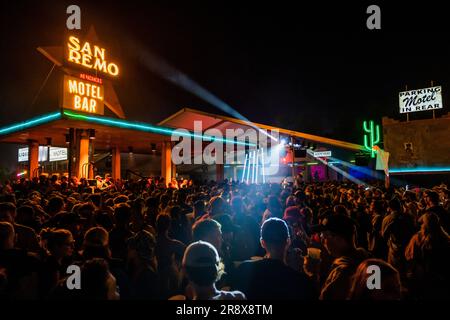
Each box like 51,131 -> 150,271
363,120 -> 380,158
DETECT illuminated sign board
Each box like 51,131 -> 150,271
49,147 -> 68,162
18,148 -> 28,162
67,36 -> 119,76
307,149 -> 332,158
18,147 -> 67,162
18,146 -> 50,162
62,75 -> 104,115
399,86 -> 443,113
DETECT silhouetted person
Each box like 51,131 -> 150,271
233,218 -> 315,300
183,241 -> 245,300
405,212 -> 450,299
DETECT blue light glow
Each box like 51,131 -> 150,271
0,112 -> 61,135
389,167 -> 450,173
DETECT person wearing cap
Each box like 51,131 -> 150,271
127,230 -> 160,299
182,240 -> 245,300
95,175 -> 104,190
232,218 -> 315,300
310,214 -> 370,300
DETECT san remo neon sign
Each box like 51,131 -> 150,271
67,36 -> 119,77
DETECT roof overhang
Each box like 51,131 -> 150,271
159,107 -> 365,152
0,110 -> 255,154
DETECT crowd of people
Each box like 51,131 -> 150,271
0,174 -> 449,300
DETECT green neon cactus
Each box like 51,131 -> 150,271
363,120 -> 380,158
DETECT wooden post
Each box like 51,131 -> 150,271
28,140 -> 39,179
161,141 -> 172,187
112,146 -> 121,180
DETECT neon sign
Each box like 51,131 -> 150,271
62,75 -> 104,115
363,120 -> 380,158
67,36 -> 119,76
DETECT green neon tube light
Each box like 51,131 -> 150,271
306,162 -> 319,165
0,112 -> 61,135
389,167 -> 450,173
63,110 -> 255,146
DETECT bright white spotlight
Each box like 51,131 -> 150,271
280,138 -> 287,146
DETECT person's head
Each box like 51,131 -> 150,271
260,218 -> 291,259
0,202 -> 16,223
317,214 -> 357,257
209,196 -> 227,217
155,213 -> 172,235
95,212 -> 114,231
0,221 -> 15,250
127,230 -> 156,268
230,196 -> 245,213
16,205 -> 35,225
285,195 -> 296,208
388,198 -> 402,214
192,219 -> 223,252
57,212 -> 84,235
294,190 -> 306,205
47,196 -> 65,216
81,258 -> 119,300
40,228 -> 74,258
283,206 -> 302,229
82,227 -> 111,260
182,241 -> 224,289
145,196 -> 159,210
89,194 -> 102,208
333,204 -> 348,216
176,190 -> 187,204
78,203 -> 96,221
193,200 -> 206,218
346,189 -> 356,200
114,203 -> 132,227
348,259 -> 401,300
370,200 -> 384,215
301,207 -> 313,225
267,195 -> 281,216
425,190 -> 440,206
113,195 -> 129,205
420,211 -> 444,236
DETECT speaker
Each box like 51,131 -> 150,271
294,148 -> 307,158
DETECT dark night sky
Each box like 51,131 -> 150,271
1,1 -> 450,170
